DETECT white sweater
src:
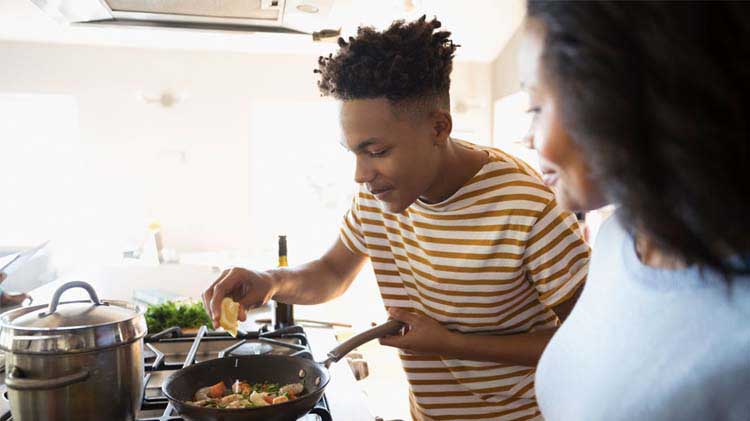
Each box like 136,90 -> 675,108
535,214 -> 750,421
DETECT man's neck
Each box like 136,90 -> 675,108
420,139 -> 489,204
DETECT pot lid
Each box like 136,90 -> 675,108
0,281 -> 147,354
10,300 -> 136,329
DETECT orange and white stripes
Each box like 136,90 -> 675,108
340,142 -> 589,420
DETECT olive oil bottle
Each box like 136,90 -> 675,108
274,235 -> 294,328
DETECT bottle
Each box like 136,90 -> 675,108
141,220 -> 164,265
274,235 -> 294,328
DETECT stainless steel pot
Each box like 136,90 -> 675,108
0,281 -> 147,421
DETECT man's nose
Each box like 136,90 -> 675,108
354,156 -> 375,184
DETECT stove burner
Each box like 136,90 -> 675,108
231,341 -> 273,355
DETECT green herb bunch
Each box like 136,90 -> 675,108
145,301 -> 212,334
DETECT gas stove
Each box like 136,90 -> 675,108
139,324 -> 331,421
0,324 -> 332,421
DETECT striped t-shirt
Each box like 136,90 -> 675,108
339,141 -> 589,421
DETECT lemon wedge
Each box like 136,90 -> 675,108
219,297 -> 240,337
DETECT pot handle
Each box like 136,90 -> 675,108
322,319 -> 404,368
5,366 -> 90,391
38,281 -> 102,318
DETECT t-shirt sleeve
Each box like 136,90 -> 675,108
523,198 -> 590,308
339,196 -> 369,257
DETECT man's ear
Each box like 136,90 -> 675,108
431,109 -> 453,147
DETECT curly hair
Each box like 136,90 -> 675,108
527,1 -> 750,277
315,15 -> 458,111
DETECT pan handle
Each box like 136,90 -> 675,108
322,319 -> 404,368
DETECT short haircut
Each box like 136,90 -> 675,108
315,15 -> 458,115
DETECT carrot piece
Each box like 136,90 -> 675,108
272,396 -> 289,404
207,381 -> 227,399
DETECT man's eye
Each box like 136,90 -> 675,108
369,149 -> 389,158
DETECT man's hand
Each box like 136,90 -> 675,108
200,239 -> 368,329
375,288 -> 586,365
378,308 -> 460,356
201,267 -> 278,328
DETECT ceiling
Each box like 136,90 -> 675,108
0,0 -> 524,62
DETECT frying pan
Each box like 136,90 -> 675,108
162,320 -> 404,421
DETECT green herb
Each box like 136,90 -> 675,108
254,382 -> 280,394
145,301 -> 212,334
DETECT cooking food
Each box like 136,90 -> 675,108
163,321 -> 404,420
219,297 -> 239,337
188,380 -> 304,408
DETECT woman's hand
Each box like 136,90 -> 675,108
378,308 -> 461,356
0,271 -> 30,307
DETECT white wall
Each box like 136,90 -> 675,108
1,42 -> 317,265
451,61 -> 494,146
492,27 -> 524,101
490,27 -> 540,171
0,41 -> 494,263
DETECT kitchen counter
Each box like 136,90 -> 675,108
17,264 -> 375,421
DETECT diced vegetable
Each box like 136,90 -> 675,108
188,380 -> 305,409
194,386 -> 211,401
206,381 -> 226,399
279,383 -> 303,396
220,394 -> 241,405
272,396 -> 289,404
225,399 -> 252,408
232,380 -> 252,395
249,391 -> 270,407
189,399 -> 212,407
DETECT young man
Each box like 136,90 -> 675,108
203,16 -> 588,420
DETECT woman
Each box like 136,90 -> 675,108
520,1 -> 750,420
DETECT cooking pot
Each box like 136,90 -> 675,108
0,281 -> 147,421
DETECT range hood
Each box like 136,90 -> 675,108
30,0 -> 340,40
